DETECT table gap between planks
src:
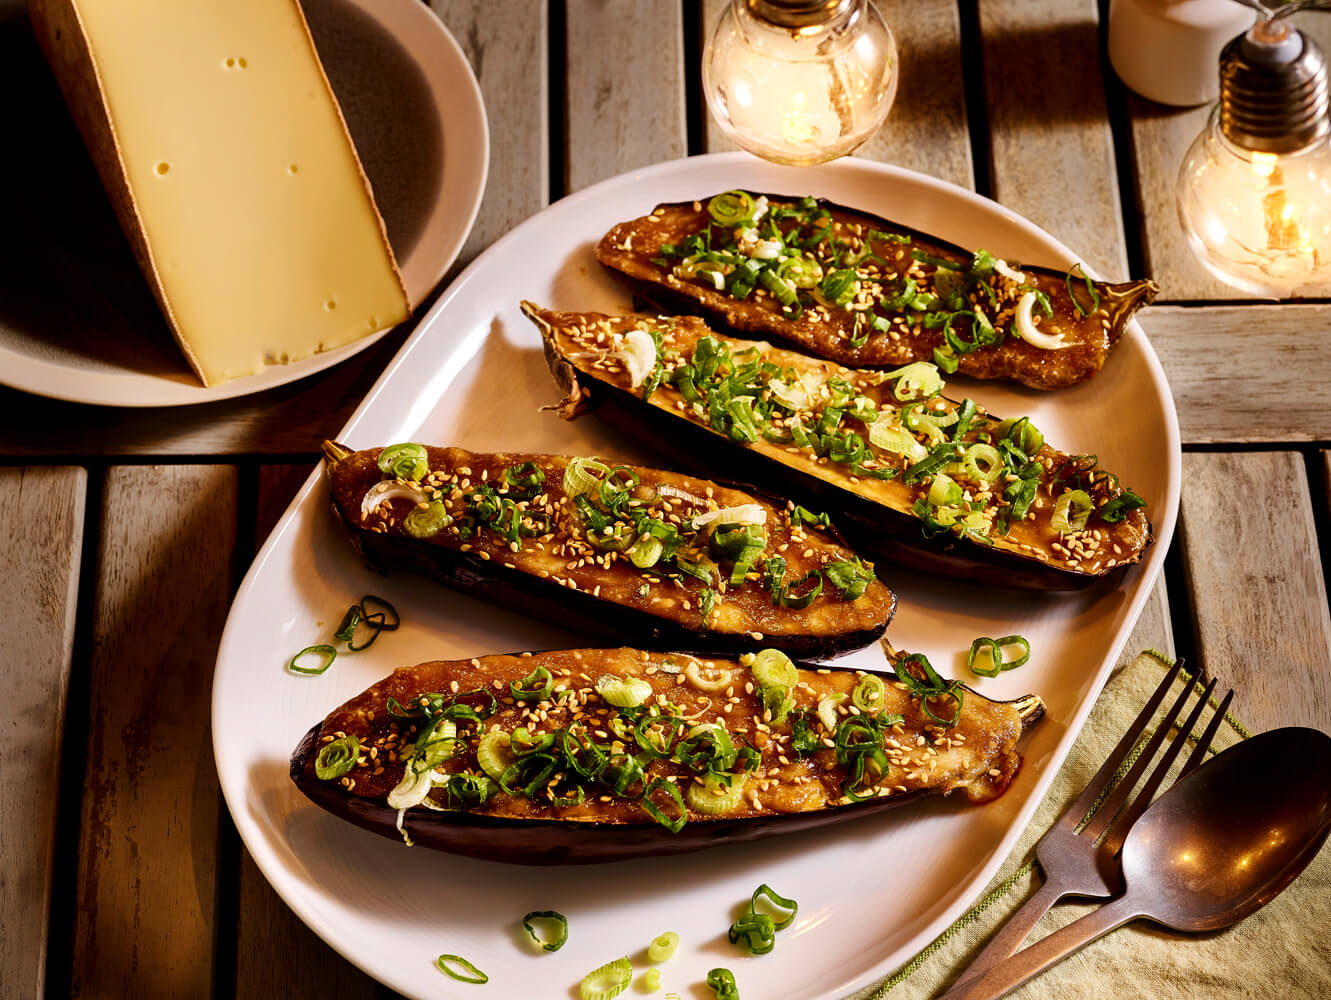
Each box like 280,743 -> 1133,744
0,2 -> 1326,998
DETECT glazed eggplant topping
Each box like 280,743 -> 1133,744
324,444 -> 895,650
525,304 -> 1153,586
293,646 -> 1042,856
596,191 -> 1158,390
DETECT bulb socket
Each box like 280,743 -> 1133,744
745,0 -> 854,30
1219,22 -> 1329,154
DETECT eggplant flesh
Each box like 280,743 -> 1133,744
524,304 -> 1154,591
324,443 -> 896,657
290,646 -> 1044,865
596,193 -> 1158,391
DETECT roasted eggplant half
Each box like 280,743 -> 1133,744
525,304 -> 1154,591
290,645 -> 1044,864
324,443 -> 896,656
596,191 -> 1158,390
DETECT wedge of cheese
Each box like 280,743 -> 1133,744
30,0 -> 411,386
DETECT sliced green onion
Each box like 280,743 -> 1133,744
823,557 -> 875,600
869,417 -> 929,463
971,634 -> 1032,676
752,883 -> 799,930
998,416 -> 1044,455
1051,489 -> 1094,533
962,443 -> 1003,483
511,665 -> 554,702
333,605 -> 361,643
641,968 -> 662,992
928,472 -> 963,507
706,967 -> 740,1000
761,684 -> 794,726
477,730 -> 515,782
642,777 -> 687,833
314,735 -> 359,780
647,931 -> 679,963
436,954 -> 488,985
686,773 -> 746,815
522,909 -> 568,952
684,661 -> 734,692
580,956 -> 632,1000
709,190 -> 755,227
852,675 -> 887,714
377,442 -> 429,481
288,644 -> 336,675
883,361 -> 943,401
728,910 -> 776,954
1101,490 -> 1147,523
563,457 -> 612,498
778,571 -> 822,609
628,535 -> 664,569
359,594 -> 400,631
596,674 -> 653,708
404,500 -> 452,539
967,636 -> 1003,678
750,649 -> 798,689
817,693 -> 846,732
1066,262 -> 1100,316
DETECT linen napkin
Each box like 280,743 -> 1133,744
851,650 -> 1331,1000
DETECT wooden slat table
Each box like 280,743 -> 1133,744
1,1 -> 1327,997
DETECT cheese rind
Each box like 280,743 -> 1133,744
30,0 -> 411,386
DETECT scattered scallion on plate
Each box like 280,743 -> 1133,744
521,910 -> 568,952
435,953 -> 487,984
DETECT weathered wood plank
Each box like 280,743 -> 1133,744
233,464 -> 381,999
0,466 -> 85,999
564,0 -> 687,192
699,0 -> 974,190
1128,13 -> 1331,301
1140,303 -> 1331,444
430,0 -> 549,265
1178,452 -> 1331,731
72,465 -> 237,998
979,0 -> 1129,277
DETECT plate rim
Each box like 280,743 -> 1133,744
0,0 -> 489,407
215,151 -> 1182,999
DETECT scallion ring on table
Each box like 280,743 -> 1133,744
580,956 -> 632,1000
522,909 -> 569,952
288,644 -> 337,675
435,954 -> 488,984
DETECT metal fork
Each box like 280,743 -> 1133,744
950,657 -> 1235,989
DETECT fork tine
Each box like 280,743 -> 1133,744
1056,657 -> 1185,830
1095,677 -> 1219,856
1081,668 -> 1204,841
1179,688 -> 1234,778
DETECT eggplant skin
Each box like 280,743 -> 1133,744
527,305 -> 1153,592
290,648 -> 1042,865
324,445 -> 896,658
597,194 -> 1158,391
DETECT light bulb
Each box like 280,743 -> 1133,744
702,0 -> 898,166
1176,20 -> 1331,297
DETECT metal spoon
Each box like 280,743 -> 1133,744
938,726 -> 1331,1000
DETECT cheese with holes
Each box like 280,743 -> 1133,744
30,0 -> 411,386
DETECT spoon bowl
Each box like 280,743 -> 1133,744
1121,726 -> 1331,931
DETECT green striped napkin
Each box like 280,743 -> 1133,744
851,650 -> 1331,1000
